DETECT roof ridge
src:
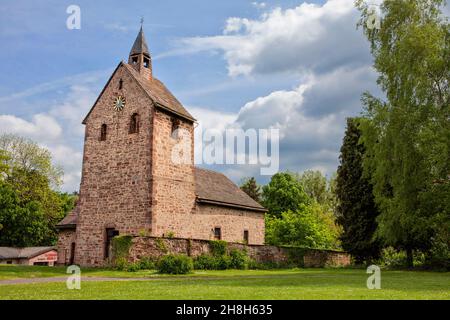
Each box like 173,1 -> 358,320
194,167 -> 266,211
122,63 -> 195,121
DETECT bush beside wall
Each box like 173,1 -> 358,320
126,236 -> 351,268
157,254 -> 193,274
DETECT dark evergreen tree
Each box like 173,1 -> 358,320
240,177 -> 262,203
336,118 -> 381,264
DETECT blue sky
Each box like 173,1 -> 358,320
2,0 -> 429,192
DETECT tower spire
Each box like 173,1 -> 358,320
128,23 -> 152,79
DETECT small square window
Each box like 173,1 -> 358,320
129,113 -> 139,134
100,124 -> 107,141
243,230 -> 249,244
214,227 -> 221,240
171,118 -> 180,139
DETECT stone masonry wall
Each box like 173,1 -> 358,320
149,110 -> 265,245
303,249 -> 351,267
57,229 -> 76,265
75,65 -> 154,266
150,109 -> 197,238
127,236 -> 351,268
190,204 -> 265,245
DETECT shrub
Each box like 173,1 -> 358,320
126,262 -> 140,272
113,257 -> 156,272
229,249 -> 248,269
138,256 -> 156,270
247,258 -> 296,270
157,254 -> 193,274
194,249 -> 251,270
216,255 -> 232,270
424,225 -> 450,270
209,240 -> 227,256
114,257 -> 129,271
194,254 -> 218,270
379,247 -> 407,268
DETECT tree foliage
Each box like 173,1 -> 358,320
0,135 -> 75,246
263,172 -> 341,249
240,177 -> 262,203
0,134 -> 63,187
265,203 -> 340,249
356,0 -> 450,266
0,150 -> 9,177
296,170 -> 338,215
0,182 -> 49,246
295,170 -> 328,204
262,172 -> 310,218
336,118 -> 381,263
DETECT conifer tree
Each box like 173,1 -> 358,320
336,118 -> 381,264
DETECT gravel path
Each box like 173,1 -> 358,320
0,273 -> 298,285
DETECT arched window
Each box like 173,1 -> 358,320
129,113 -> 139,134
119,78 -> 123,90
143,57 -> 150,68
171,118 -> 180,139
100,124 -> 107,141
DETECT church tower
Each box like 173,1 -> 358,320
59,26 -> 196,266
56,25 -> 265,267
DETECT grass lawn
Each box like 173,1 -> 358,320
0,265 -> 448,300
0,265 -> 155,280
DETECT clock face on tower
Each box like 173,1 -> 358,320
113,95 -> 126,112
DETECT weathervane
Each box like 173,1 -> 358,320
140,16 -> 144,28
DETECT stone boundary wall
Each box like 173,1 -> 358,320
127,236 -> 351,268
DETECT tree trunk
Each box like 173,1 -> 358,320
406,247 -> 413,268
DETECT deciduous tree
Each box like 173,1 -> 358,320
262,172 -> 310,218
356,0 -> 450,266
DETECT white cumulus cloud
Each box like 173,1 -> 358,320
0,114 -> 62,142
179,0 -> 369,77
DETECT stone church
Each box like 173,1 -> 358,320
56,27 -> 266,266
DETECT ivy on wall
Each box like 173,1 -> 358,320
111,235 -> 133,261
155,238 -> 169,253
209,240 -> 227,256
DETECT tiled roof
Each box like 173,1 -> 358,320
57,168 -> 266,227
122,63 -> 195,121
194,167 -> 266,212
0,247 -> 56,259
56,206 -> 79,228
83,62 -> 195,124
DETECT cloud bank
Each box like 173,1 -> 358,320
186,0 -> 378,180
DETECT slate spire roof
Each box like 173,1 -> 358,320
130,26 -> 150,57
